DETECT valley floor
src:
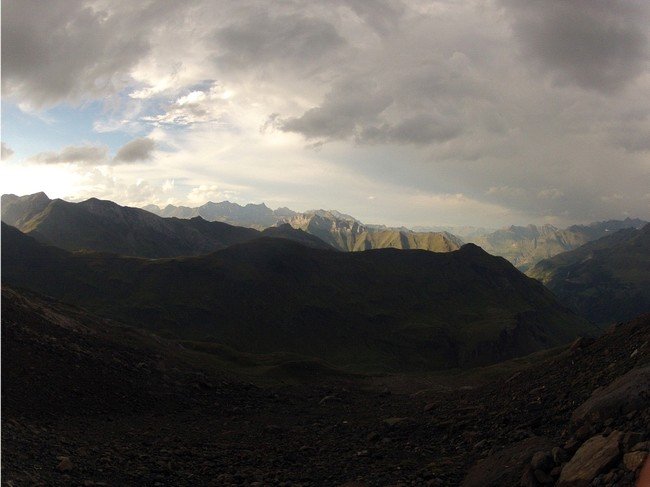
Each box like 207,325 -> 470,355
2,288 -> 648,486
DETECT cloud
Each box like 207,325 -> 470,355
1,0 -> 194,108
358,114 -> 462,145
279,80 -> 394,141
213,12 -> 345,71
142,84 -> 234,126
1,142 -> 14,160
504,0 -> 649,93
114,137 -> 156,163
2,1 -> 650,226
29,145 -> 108,165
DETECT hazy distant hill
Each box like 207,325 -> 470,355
528,224 -> 650,324
468,219 -> 647,271
1,193 -> 331,257
2,222 -> 591,372
412,225 -> 496,240
143,201 -> 296,229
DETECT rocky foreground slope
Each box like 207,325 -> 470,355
2,286 -> 648,486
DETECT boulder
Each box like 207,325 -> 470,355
571,366 -> 650,424
462,436 -> 553,487
623,451 -> 647,472
56,456 -> 73,472
558,431 -> 622,486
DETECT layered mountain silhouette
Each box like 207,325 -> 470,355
468,219 -> 647,271
528,224 -> 650,324
145,201 -> 464,253
142,198 -> 645,263
143,200 -> 296,229
1,193 -> 332,257
2,222 -> 591,372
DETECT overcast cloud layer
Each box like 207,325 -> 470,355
2,0 -> 649,227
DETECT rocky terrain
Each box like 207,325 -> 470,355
278,211 -> 463,253
2,286 -> 648,486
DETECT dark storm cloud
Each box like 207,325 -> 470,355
504,0 -> 649,93
279,81 -> 393,140
114,137 -> 156,163
341,0 -> 405,36
1,0 -> 188,107
358,114 -> 463,145
1,142 -> 14,160
29,145 -> 108,164
214,12 -> 345,70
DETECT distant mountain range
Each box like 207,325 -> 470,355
2,222 -> 592,372
145,202 -> 464,253
278,211 -> 463,252
467,219 -> 647,271
528,224 -> 650,324
3,192 -> 645,268
1,193 -> 332,258
142,198 -> 646,267
143,201 -> 296,229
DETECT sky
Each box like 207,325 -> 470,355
1,0 -> 649,227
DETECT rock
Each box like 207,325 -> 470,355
571,365 -> 650,424
57,456 -> 73,472
551,447 -> 568,464
557,431 -> 622,486
519,466 -> 536,487
563,438 -> 579,454
622,431 -> 644,451
383,417 -> 410,427
575,424 -> 591,441
623,451 -> 647,472
366,431 -> 381,442
319,395 -> 340,405
462,436 -> 554,487
531,451 -> 552,471
631,441 -> 649,452
601,470 -> 619,484
533,468 -> 553,484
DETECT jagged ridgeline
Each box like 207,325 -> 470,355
2,222 -> 592,373
0,193 -> 333,257
146,201 -> 465,253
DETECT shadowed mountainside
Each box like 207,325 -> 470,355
1,193 -> 332,257
528,224 -> 650,324
2,222 -> 591,373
